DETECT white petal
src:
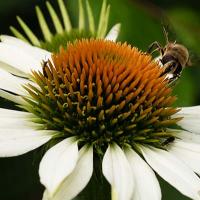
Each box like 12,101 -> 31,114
173,106 -> 200,134
102,143 -> 134,200
45,145 -> 93,200
0,68 -> 29,95
169,129 -> 200,143
39,137 -> 79,196
140,145 -> 200,200
168,139 -> 200,153
0,61 -> 28,77
168,139 -> 200,174
105,23 -> 121,42
0,108 -> 31,118
0,35 -> 51,61
0,119 -> 39,129
0,108 -> 42,128
0,109 -> 41,129
177,106 -> 200,114
0,129 -> 55,157
125,148 -> 161,200
0,89 -> 25,104
0,43 -> 43,73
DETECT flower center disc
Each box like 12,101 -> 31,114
26,39 -> 181,151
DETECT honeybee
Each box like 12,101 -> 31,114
148,28 -> 191,83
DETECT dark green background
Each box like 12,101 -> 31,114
0,0 -> 200,199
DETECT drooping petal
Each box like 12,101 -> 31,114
86,0 -> 95,34
0,43 -> 45,73
0,35 -> 51,61
173,106 -> 200,134
57,0 -> 72,31
36,6 -> 52,42
43,145 -> 93,200
97,0 -> 107,38
46,1 -> 64,34
0,129 -> 55,157
39,137 -> 79,196
102,143 -> 134,200
168,139 -> 200,175
16,16 -> 41,46
105,23 -> 121,42
140,145 -> 200,200
0,68 -> 28,95
78,0 -> 85,31
125,148 -> 161,200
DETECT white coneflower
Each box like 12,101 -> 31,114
1,37 -> 200,200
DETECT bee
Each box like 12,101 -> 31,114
162,136 -> 175,146
148,28 -> 191,83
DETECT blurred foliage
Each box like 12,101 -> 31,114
0,0 -> 200,199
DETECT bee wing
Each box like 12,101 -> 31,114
187,51 -> 200,67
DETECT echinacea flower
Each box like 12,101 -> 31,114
1,37 -> 200,200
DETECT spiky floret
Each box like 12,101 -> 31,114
24,39 -> 181,154
10,0 -> 115,52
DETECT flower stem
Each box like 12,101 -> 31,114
74,156 -> 111,200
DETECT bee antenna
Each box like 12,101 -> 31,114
163,26 -> 169,44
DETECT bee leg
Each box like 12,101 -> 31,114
161,61 -> 180,84
168,70 -> 182,86
167,62 -> 178,74
147,41 -> 163,54
161,60 -> 175,74
168,75 -> 179,86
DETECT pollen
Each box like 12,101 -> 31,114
25,39 -> 181,151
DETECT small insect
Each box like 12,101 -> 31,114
148,28 -> 191,83
162,136 -> 175,146
42,60 -> 48,78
